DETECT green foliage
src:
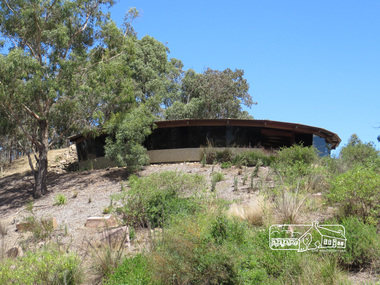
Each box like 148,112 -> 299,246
340,134 -> 380,170
22,215 -> 55,241
212,171 -> 225,183
54,194 -> 67,206
233,149 -> 275,167
275,144 -> 318,166
164,68 -> 254,119
326,167 -> 380,225
0,246 -> 82,285
105,105 -> 156,173
112,171 -> 205,228
0,0 -> 120,197
105,254 -> 152,285
149,213 -> 246,284
221,161 -> 232,169
271,145 -> 322,190
337,216 -> 380,272
203,148 -> 234,164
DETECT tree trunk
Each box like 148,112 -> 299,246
33,120 -> 49,198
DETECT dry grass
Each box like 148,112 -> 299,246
227,195 -> 272,226
274,186 -> 307,224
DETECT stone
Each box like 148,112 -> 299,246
6,246 -> 23,259
100,225 -> 130,248
85,215 -> 118,228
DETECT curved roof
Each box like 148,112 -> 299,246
154,119 -> 341,149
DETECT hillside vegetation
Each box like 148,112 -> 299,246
0,136 -> 380,284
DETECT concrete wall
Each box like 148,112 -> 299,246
78,147 -> 261,168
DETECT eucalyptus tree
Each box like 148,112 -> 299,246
165,68 -> 255,120
0,0 -> 129,198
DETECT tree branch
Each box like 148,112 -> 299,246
4,0 -> 15,13
2,102 -> 41,148
22,104 -> 40,120
48,121 -> 76,148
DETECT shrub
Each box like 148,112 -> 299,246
338,216 -> 380,272
0,246 -> 82,285
112,171 -> 205,228
227,196 -> 270,226
105,254 -> 151,285
221,161 -> 232,169
276,144 -> 319,166
340,134 -> 380,169
149,213 -> 248,284
22,215 -> 55,241
233,149 -> 274,167
326,167 -> 380,225
211,171 -> 224,182
54,193 -> 67,206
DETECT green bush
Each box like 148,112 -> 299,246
0,247 -> 82,284
212,171 -> 225,182
340,134 -> 380,170
54,194 -> 67,206
326,167 -> 380,225
276,144 -> 318,166
338,216 -> 380,272
221,161 -> 232,169
113,171 -> 205,228
204,148 -> 233,164
149,213 -> 247,284
232,149 -> 275,167
105,254 -> 151,285
271,145 -> 324,190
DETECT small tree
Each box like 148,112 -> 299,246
104,106 -> 156,173
0,0 -> 125,198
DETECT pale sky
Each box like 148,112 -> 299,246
110,0 -> 380,154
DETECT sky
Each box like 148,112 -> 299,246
108,0 -> 380,155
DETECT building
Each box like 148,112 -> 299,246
69,119 -> 341,169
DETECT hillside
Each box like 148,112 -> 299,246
0,147 -> 379,284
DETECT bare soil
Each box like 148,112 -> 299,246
0,147 -> 378,284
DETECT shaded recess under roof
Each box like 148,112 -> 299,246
69,119 -> 341,166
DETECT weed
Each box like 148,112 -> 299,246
242,171 -> 248,185
54,194 -> 67,206
72,191 -> 78,198
22,215 -> 55,241
233,149 -> 274,167
227,196 -> 270,226
105,254 -> 152,285
211,171 -> 224,182
233,175 -> 238,191
273,181 -> 307,224
201,153 -> 207,167
210,171 -> 224,192
25,200 -> 34,214
221,161 -> 232,169
0,246 -> 82,284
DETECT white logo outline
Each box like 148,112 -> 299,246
269,221 -> 346,252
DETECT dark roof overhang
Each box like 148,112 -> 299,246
69,119 -> 341,149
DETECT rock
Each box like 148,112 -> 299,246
100,225 -> 130,248
6,246 -> 23,259
85,215 -> 118,228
